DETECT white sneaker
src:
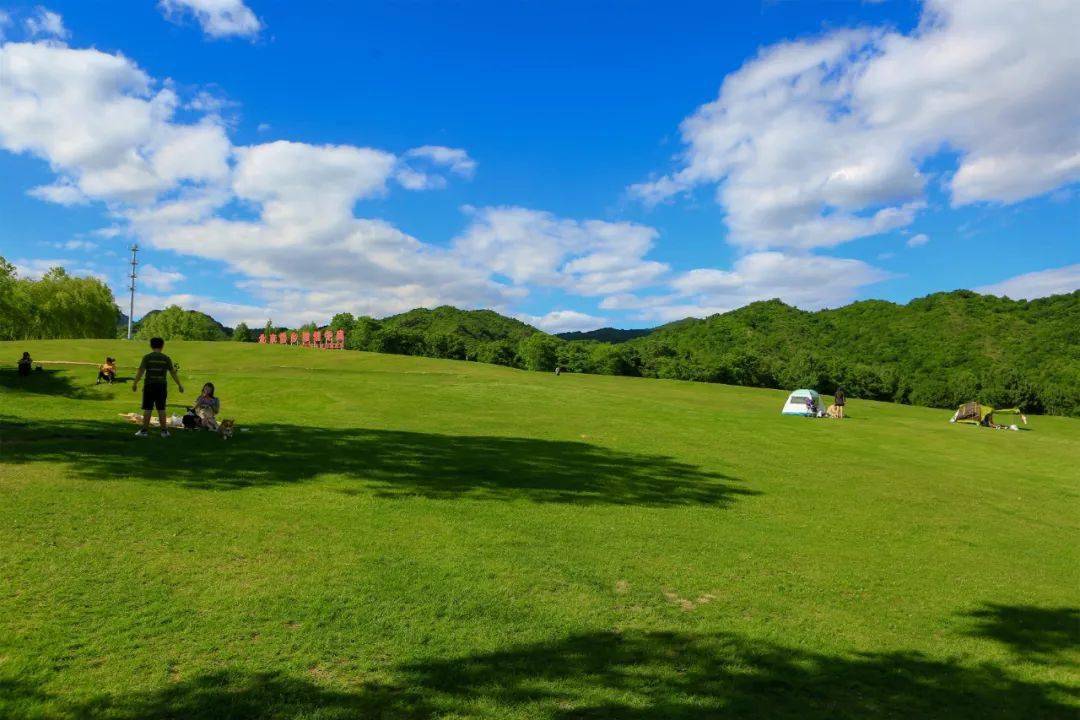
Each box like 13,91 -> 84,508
161,430 -> 171,438
135,429 -> 148,437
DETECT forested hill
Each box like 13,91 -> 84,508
380,306 -> 538,342
8,248 -> 1077,415
135,307 -> 231,340
556,328 -> 653,343
625,290 -> 1079,415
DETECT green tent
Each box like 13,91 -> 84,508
950,402 -> 1026,427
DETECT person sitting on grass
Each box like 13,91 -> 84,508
17,351 -> 32,377
190,382 -> 221,430
97,357 -> 117,384
131,337 -> 183,438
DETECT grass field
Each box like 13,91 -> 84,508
1,339 -> 1077,719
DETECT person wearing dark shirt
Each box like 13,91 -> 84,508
17,352 -> 32,377
835,387 -> 846,419
132,337 -> 183,437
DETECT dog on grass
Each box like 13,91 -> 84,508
218,419 -> 235,439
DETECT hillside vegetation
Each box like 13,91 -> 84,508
1,340 -> 1076,718
556,327 -> 653,343
134,306 -> 231,341
328,292 -> 1080,416
0,259 -> 116,341
627,291 -> 1080,415
3,253 -> 1076,415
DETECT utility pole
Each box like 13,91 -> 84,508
127,244 -> 139,340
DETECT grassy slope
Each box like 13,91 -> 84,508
1,340 -> 1077,719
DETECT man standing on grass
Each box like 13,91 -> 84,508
131,337 -> 183,437
835,387 -> 846,419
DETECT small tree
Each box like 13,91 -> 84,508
347,317 -> 381,350
476,339 -> 517,367
517,334 -> 561,372
233,322 -> 250,342
329,312 -> 356,333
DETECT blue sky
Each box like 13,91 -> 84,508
1,0 -> 1077,331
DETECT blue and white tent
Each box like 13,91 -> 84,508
781,389 -> 823,416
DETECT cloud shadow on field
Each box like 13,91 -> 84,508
0,367 -> 107,400
2,629 -> 1075,719
962,603 -> 1080,665
0,417 -> 755,507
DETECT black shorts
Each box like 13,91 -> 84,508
142,384 -> 167,412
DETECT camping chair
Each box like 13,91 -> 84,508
954,401 -> 982,423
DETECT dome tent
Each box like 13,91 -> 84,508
950,402 -> 1027,429
781,389 -> 823,417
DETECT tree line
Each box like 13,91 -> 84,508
0,258 -> 117,340
3,255 -> 1076,416
305,296 -> 1079,417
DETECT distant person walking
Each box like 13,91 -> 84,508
17,352 -> 32,377
834,387 -> 846,419
132,337 -> 183,437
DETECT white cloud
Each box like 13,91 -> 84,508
632,0 -> 1080,250
603,251 -> 891,323
0,42 -> 233,205
186,89 -> 236,113
132,292 -> 267,325
974,264 -> 1080,300
13,257 -> 70,279
0,29 -> 929,330
233,140 -> 396,213
55,239 -> 97,251
24,7 -> 68,39
28,179 -> 88,206
518,310 -> 609,334
14,257 -> 107,282
0,39 -> 500,322
138,264 -> 186,292
405,145 -> 477,177
131,141 -> 511,321
395,145 -> 477,190
159,0 -> 262,39
453,206 -> 668,296
906,233 -> 929,248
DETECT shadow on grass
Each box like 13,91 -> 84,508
3,629 -> 1076,719
0,417 -> 754,507
963,603 -> 1080,665
0,367 -> 106,400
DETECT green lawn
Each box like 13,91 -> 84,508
1,339 -> 1077,719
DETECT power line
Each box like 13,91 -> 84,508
127,244 -> 139,340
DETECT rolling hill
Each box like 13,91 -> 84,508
626,290 -> 1080,414
556,327 -> 653,343
126,290 -> 1080,415
0,340 -> 1076,718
